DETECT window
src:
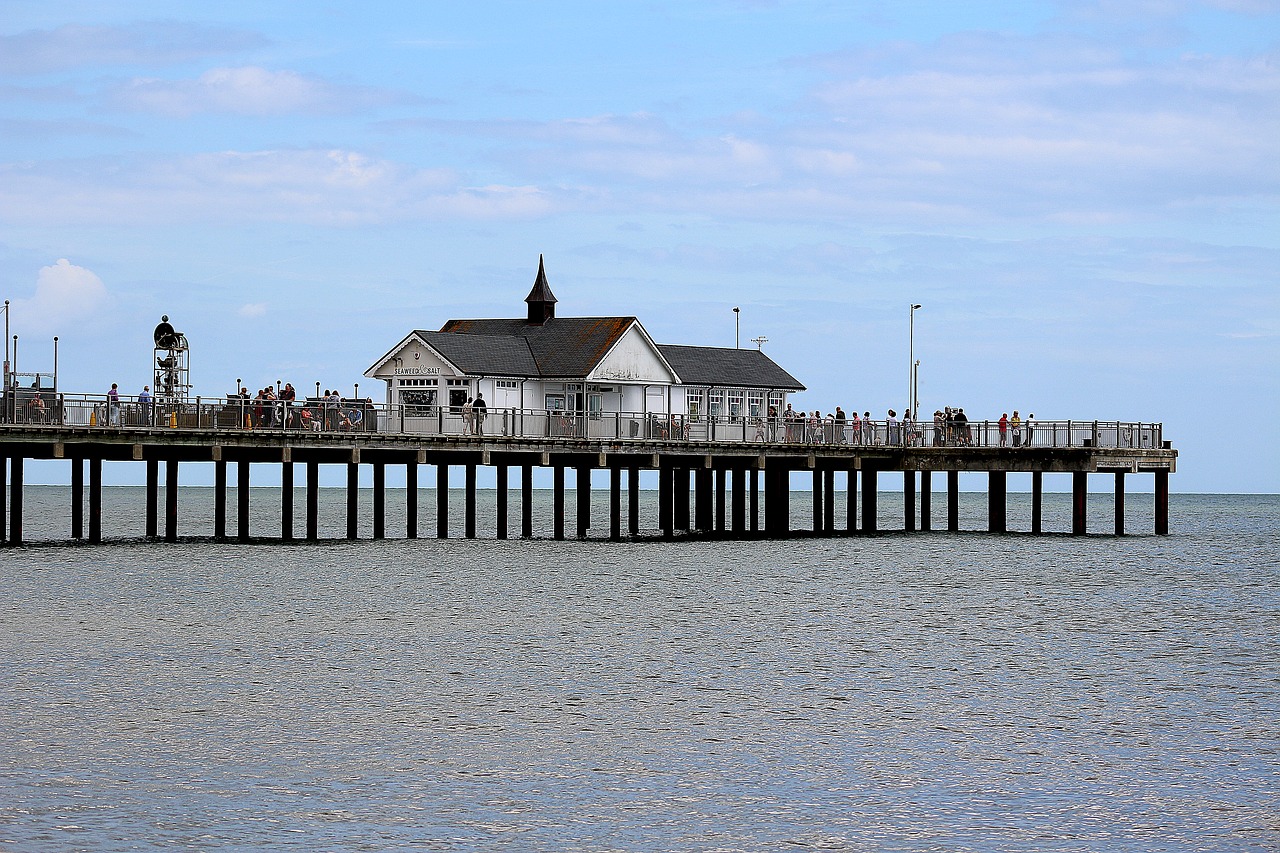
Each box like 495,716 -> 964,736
729,391 -> 744,421
687,389 -> 704,421
748,392 -> 763,419
709,390 -> 724,418
496,379 -> 518,390
545,393 -> 565,411
401,388 -> 437,416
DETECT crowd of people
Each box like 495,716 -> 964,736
761,403 -> 1036,447
226,385 -> 374,431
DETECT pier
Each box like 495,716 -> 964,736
0,401 -> 1176,545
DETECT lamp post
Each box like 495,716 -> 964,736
908,304 -> 922,416
53,336 -> 59,394
913,359 -> 920,420
733,307 -> 740,349
3,300 -> 9,391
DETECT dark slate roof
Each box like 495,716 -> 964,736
416,331 -> 540,377
438,316 -> 637,379
657,344 -> 806,391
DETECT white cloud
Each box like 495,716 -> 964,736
13,259 -> 109,334
0,148 -> 551,226
112,66 -> 399,116
0,22 -> 266,75
239,303 -> 267,318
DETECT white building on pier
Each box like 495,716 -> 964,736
364,257 -> 805,439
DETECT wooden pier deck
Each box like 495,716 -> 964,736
0,418 -> 1177,545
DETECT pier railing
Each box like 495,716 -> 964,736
1,393 -> 1165,451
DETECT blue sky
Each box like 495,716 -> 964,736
2,0 -> 1277,492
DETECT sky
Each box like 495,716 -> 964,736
1,0 -> 1277,493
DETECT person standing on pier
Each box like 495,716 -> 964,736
138,385 -> 151,426
472,393 -> 487,436
107,383 -> 120,426
1024,413 -> 1035,448
1011,411 -> 1022,446
999,413 -> 1009,446
462,396 -> 474,435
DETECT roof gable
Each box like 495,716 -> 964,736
440,316 -> 638,379
656,345 -> 805,391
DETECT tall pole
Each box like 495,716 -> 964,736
908,304 -> 921,415
733,307 -> 740,349
913,359 -> 920,420
3,301 -> 9,422
53,337 -> 59,393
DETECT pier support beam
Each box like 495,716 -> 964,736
609,466 -> 622,541
306,460 -> 318,541
372,461 -> 385,540
576,464 -> 591,539
768,467 -> 790,537
846,469 -> 857,534
496,464 -> 508,540
88,458 -> 102,544
71,458 -> 83,539
947,471 -> 960,532
750,468 -> 759,534
861,468 -> 878,533
465,463 -> 477,539
521,463 -> 533,538
1155,470 -> 1169,535
811,470 -> 823,534
1072,472 -> 1087,536
823,469 -> 835,534
214,460 -> 227,541
1031,471 -> 1043,534
715,468 -> 727,535
406,462 -> 418,539
238,461 -> 251,542
695,467 -> 712,533
9,456 -> 21,545
658,464 -> 674,539
1114,471 -> 1125,536
0,457 -> 6,545
553,465 -> 565,540
904,471 -> 917,532
674,467 -> 690,531
733,468 -> 747,535
628,465 -> 640,537
146,459 -> 159,538
165,459 -> 178,542
281,462 -> 294,542
988,471 -> 1006,533
345,462 -> 359,540
920,471 -> 932,531
436,463 -> 449,539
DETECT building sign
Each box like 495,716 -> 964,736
394,366 -> 442,376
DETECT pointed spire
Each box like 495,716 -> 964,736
524,254 -> 557,324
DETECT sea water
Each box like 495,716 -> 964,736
1,490 -> 1276,852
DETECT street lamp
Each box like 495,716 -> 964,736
913,359 -> 920,420
733,307 -> 740,349
3,300 -> 9,390
908,304 -> 922,417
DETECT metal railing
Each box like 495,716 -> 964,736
0,391 -> 1166,451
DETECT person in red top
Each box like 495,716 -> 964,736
999,412 -> 1009,447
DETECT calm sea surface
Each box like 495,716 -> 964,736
1,489 -> 1277,852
